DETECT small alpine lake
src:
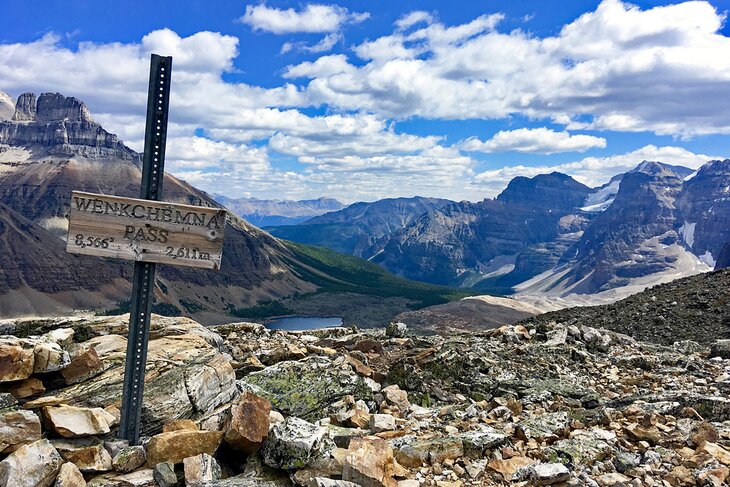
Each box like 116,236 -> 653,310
264,316 -> 344,331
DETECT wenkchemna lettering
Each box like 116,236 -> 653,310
73,196 -> 224,229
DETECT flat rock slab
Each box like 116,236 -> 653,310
146,430 -> 224,466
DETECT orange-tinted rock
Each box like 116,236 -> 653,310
224,391 -> 271,454
61,347 -> 103,385
146,430 -> 224,466
0,338 -> 34,383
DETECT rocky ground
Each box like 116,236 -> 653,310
523,268 -> 730,346
0,314 -> 729,486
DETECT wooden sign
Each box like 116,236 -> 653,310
67,191 -> 227,270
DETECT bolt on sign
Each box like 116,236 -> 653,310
67,191 -> 226,269
66,54 -> 226,446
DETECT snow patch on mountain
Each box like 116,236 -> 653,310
679,221 -> 696,248
582,178 -> 620,212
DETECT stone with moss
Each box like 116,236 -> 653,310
240,357 -> 374,422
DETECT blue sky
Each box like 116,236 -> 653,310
1,0 -> 730,202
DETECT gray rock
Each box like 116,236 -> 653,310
153,461 -> 177,487
385,322 -> 407,338
614,451 -> 641,473
529,462 -> 570,485
0,409 -> 42,454
261,417 -> 334,470
709,340 -> 730,359
308,479 -> 359,487
460,425 -> 507,457
183,453 -> 221,486
0,438 -> 64,487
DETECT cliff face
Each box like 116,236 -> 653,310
676,160 -> 730,267
0,92 -> 315,320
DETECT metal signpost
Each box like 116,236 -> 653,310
65,54 -> 226,445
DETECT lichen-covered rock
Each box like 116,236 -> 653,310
0,408 -> 42,453
42,405 -> 114,438
241,357 -> 374,422
53,462 -> 85,487
112,445 -> 146,473
0,439 -> 64,487
261,417 -> 335,470
52,438 -> 113,473
145,430 -> 223,466
459,425 -> 507,457
224,391 -> 271,453
0,337 -> 35,382
152,461 -> 177,487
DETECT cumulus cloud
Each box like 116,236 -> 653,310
240,3 -> 369,34
291,0 -> 730,136
462,128 -> 607,154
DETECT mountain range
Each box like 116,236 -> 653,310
214,195 -> 344,227
269,160 -> 730,303
0,91 -> 464,324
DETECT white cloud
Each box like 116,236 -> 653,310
240,4 -> 369,34
473,144 -> 721,196
462,128 -> 607,154
290,0 -> 730,136
395,11 -> 434,31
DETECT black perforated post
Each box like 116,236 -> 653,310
119,54 -> 172,445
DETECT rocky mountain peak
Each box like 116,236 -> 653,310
0,91 -> 135,160
496,171 -> 591,211
12,92 -> 36,121
0,90 -> 14,120
12,92 -> 93,123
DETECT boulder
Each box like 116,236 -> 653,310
42,405 -> 114,438
52,438 -> 113,473
261,417 -> 335,470
224,391 -> 271,453
396,437 -> 463,468
385,322 -> 407,338
342,438 -> 398,487
709,340 -> 730,360
310,479 -> 360,487
459,426 -> 507,457
240,357 -> 374,422
54,462 -> 85,487
183,453 -> 221,486
370,414 -> 397,433
54,332 -> 237,436
33,342 -> 70,374
86,469 -> 156,486
0,337 -> 35,382
112,445 -> 146,473
0,408 -> 42,453
61,348 -> 103,385
152,461 -> 177,487
0,439 -> 64,487
381,385 -> 409,413
529,463 -> 571,485
3,377 -> 46,399
145,430 -> 223,466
